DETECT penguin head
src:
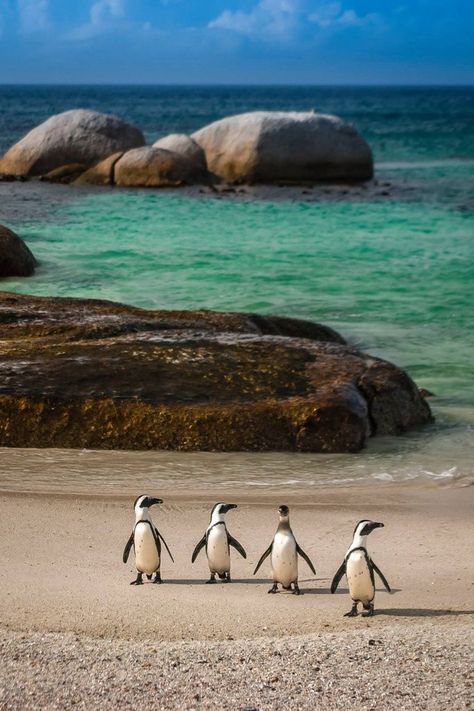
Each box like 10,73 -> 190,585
210,503 -> 237,522
278,504 -> 290,520
353,520 -> 384,538
134,495 -> 163,512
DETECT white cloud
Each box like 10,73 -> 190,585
209,1 -> 380,38
309,2 -> 379,29
65,0 -> 125,40
209,0 -> 300,38
17,0 -> 49,34
90,0 -> 123,26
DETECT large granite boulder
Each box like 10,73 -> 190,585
0,292 -> 432,452
114,146 -> 206,187
192,111 -> 373,183
0,225 -> 37,277
75,152 -> 124,186
0,109 -> 144,177
153,134 -> 207,171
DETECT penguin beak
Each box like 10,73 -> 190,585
371,522 -> 384,531
223,504 -> 237,512
149,498 -> 163,507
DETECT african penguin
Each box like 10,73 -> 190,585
191,503 -> 247,583
253,505 -> 315,595
123,495 -> 174,585
330,519 -> 391,616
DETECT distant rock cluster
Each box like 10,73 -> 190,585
0,108 -> 373,188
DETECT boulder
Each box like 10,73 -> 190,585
153,134 -> 207,171
0,225 -> 37,277
39,163 -> 88,184
0,109 -> 144,177
75,152 -> 123,186
114,146 -> 205,187
192,111 -> 373,183
0,292 -> 432,452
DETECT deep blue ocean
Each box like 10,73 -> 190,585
0,85 -> 473,492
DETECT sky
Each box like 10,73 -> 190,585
0,0 -> 473,84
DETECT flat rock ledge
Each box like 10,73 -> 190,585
0,292 -> 432,452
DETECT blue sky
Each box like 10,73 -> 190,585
0,0 -> 473,84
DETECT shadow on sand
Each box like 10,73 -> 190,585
375,608 -> 474,618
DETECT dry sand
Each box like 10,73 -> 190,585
0,483 -> 473,709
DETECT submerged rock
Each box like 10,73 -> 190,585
0,226 -> 37,277
0,292 -> 432,452
0,109 -> 144,177
192,111 -> 373,183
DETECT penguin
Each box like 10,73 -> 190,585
122,495 -> 174,585
330,519 -> 391,616
191,503 -> 247,583
253,504 -> 315,595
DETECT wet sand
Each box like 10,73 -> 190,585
0,483 -> 473,709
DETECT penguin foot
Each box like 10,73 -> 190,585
130,575 -> 144,586
362,604 -> 375,617
206,578 -> 216,584
223,576 -> 231,583
292,584 -> 302,595
268,584 -> 278,594
344,603 -> 359,617
153,574 -> 163,584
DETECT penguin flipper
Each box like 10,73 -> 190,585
296,543 -> 316,575
227,534 -> 247,559
253,543 -> 273,575
371,559 -> 391,592
191,535 -> 206,563
156,529 -> 175,563
122,532 -> 134,564
330,561 -> 346,593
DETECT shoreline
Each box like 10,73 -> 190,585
1,482 -> 472,708
1,482 -> 472,642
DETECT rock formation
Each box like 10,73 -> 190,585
0,225 -> 37,277
0,109 -> 144,177
113,146 -> 206,187
0,292 -> 432,452
192,111 -> 373,183
153,133 -> 207,170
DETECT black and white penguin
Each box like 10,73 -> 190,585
330,519 -> 391,616
253,504 -> 315,595
122,495 -> 174,585
191,503 -> 247,583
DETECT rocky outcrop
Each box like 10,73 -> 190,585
192,111 -> 373,183
0,292 -> 432,452
0,109 -> 144,177
0,226 -> 37,277
114,146 -> 206,187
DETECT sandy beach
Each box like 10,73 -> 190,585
1,482 -> 473,709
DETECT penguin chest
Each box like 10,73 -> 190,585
346,551 -> 374,604
206,526 -> 230,573
271,532 -> 297,586
134,523 -> 160,574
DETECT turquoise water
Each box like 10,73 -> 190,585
0,86 -> 473,488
